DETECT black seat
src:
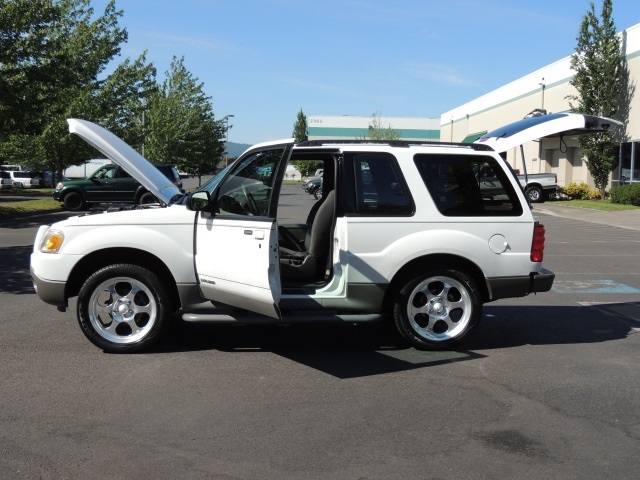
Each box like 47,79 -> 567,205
279,190 -> 335,280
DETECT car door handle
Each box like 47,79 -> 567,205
244,229 -> 264,240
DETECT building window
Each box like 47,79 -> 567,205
620,142 -> 640,184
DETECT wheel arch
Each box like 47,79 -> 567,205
58,187 -> 86,202
66,247 -> 181,311
525,182 -> 543,191
133,186 -> 151,203
382,253 -> 489,312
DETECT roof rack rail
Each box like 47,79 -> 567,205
296,139 -> 494,151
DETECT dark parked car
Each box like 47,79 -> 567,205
31,171 -> 54,188
302,176 -> 322,195
53,163 -> 183,211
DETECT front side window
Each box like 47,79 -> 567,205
215,148 -> 286,217
352,153 -> 413,216
415,153 -> 523,216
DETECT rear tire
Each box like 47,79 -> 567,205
139,192 -> 157,205
393,270 -> 482,350
525,186 -> 544,203
77,264 -> 172,353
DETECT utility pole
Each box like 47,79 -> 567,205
225,115 -> 234,167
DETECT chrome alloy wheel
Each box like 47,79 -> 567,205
88,276 -> 158,344
406,275 -> 473,342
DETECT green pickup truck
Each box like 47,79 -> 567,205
53,163 -> 182,211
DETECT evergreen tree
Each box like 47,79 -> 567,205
568,0 -> 626,198
292,108 -> 308,143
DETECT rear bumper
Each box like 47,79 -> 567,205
487,268 -> 555,300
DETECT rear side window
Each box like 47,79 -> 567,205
352,153 -> 414,216
414,153 -> 523,216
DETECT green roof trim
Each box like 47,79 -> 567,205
461,130 -> 487,143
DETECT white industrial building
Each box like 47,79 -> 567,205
441,22 -> 640,189
308,115 -> 440,142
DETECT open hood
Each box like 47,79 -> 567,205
474,113 -> 622,153
67,119 -> 182,205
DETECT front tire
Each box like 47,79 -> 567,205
63,191 -> 85,211
394,270 -> 482,350
77,264 -> 172,353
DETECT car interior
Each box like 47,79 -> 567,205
278,155 -> 336,286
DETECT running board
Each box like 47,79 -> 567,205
182,312 -> 384,324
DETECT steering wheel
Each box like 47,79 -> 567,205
278,226 -> 306,252
218,194 -> 244,215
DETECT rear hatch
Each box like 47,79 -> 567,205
475,112 -> 621,153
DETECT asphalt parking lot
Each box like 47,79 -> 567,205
1,195 -> 639,479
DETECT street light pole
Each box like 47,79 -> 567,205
225,114 -> 234,167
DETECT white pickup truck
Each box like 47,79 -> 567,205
517,172 -> 559,203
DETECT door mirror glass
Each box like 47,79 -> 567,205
188,191 -> 210,211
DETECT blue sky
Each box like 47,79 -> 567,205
96,0 -> 638,144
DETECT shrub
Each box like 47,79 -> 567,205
610,183 -> 640,206
563,182 -> 592,200
588,188 -> 604,200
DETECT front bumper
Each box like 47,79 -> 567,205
486,268 -> 555,300
31,266 -> 68,307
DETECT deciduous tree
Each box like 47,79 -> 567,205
361,113 -> 401,141
145,56 -> 224,182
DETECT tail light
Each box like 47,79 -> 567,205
554,174 -> 557,184
531,223 -> 546,262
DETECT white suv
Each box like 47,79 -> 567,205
29,117 -> 581,353
1,171 -> 12,189
7,170 -> 42,188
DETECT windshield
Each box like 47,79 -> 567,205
197,162 -> 235,194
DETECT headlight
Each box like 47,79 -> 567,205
55,182 -> 64,190
39,229 -> 65,253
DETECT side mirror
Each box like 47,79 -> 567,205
187,191 -> 210,211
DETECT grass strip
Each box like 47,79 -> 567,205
552,200 -> 639,211
0,198 -> 62,217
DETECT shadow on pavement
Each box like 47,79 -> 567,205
0,245 -> 34,294
152,302 -> 637,378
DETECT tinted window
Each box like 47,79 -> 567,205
353,153 -> 413,216
415,154 -> 523,216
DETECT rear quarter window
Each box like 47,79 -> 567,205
414,153 -> 523,216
